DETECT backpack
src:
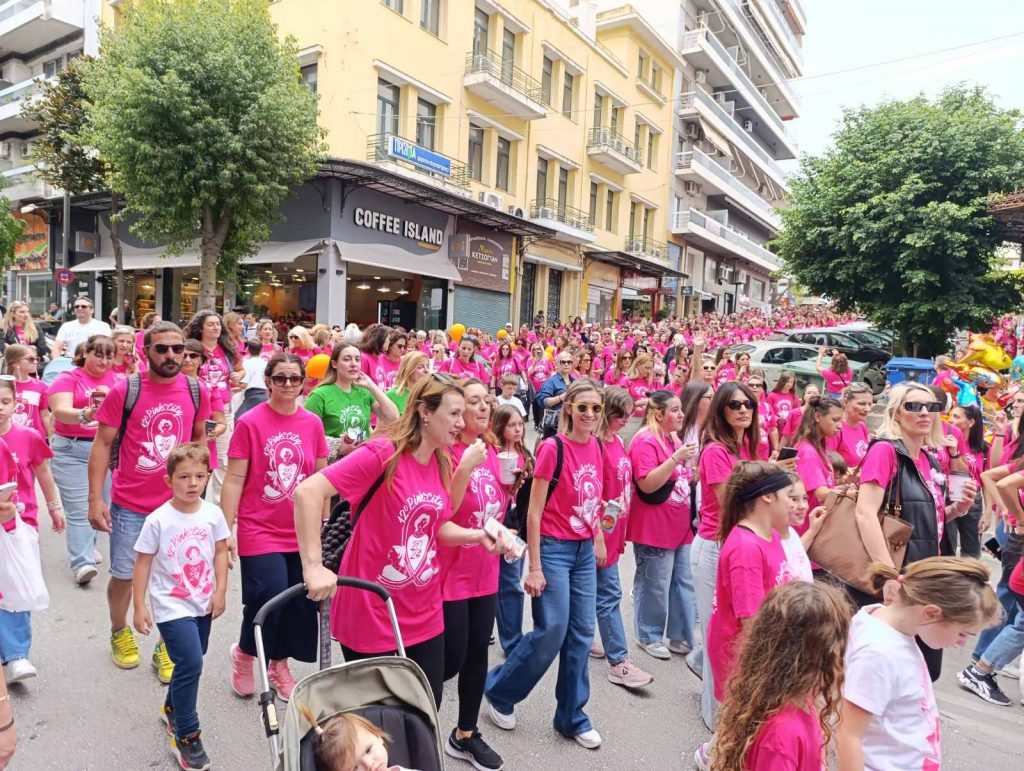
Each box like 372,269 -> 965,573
544,435 -> 604,502
109,374 -> 202,470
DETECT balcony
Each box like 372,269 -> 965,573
750,0 -> 803,72
463,49 -> 547,120
2,165 -> 52,202
680,27 -> 797,158
366,133 -> 471,192
679,90 -> 790,188
0,77 -> 46,133
0,0 -> 84,51
529,198 -> 595,245
671,208 -> 779,272
625,234 -> 668,264
675,148 -> 782,232
780,0 -> 807,35
586,127 -> 643,174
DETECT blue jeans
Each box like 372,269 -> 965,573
157,615 -> 212,740
973,533 -> 1022,658
0,610 -> 31,664
595,563 -> 628,665
633,543 -> 697,646
109,502 -> 149,581
495,557 -> 524,656
981,599 -> 1024,671
51,435 -> 109,572
485,537 -> 596,737
691,534 -> 721,731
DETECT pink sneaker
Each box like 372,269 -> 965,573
229,643 -> 255,697
607,659 -> 653,689
268,660 -> 297,702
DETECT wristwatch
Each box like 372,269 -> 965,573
77,407 -> 90,425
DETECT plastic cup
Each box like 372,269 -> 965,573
948,471 -> 970,503
498,451 -> 519,485
601,499 -> 623,532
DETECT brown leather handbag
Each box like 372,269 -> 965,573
807,473 -> 914,596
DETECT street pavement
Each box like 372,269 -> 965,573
5,461 -> 1023,771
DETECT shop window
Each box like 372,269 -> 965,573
416,99 -> 437,150
495,136 -> 511,192
421,0 -> 441,36
467,124 -> 484,182
376,79 -> 400,136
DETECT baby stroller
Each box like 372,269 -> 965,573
253,576 -> 445,771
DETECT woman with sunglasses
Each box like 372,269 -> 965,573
429,342 -> 449,373
181,340 -> 227,462
4,344 -> 50,440
372,329 -> 408,391
490,340 -> 521,394
537,353 -> 577,441
745,371 -> 777,460
304,343 -> 398,444
524,343 -> 552,431
47,334 -> 118,585
604,348 -> 633,388
0,301 -> 47,369
221,353 -> 329,702
854,383 -> 978,681
440,335 -> 489,381
833,382 -> 875,470
697,358 -> 718,386
286,326 -> 317,367
485,378 -> 606,750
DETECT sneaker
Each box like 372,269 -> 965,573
573,728 -> 602,749
93,549 -> 104,565
445,728 -> 504,770
160,703 -> 175,737
589,638 -> 605,659
667,639 -> 692,655
152,641 -> 174,684
268,660 -> 296,702
693,741 -> 711,771
170,731 -> 212,771
638,641 -> 671,660
74,564 -> 98,586
607,660 -> 653,689
685,651 -> 703,680
2,658 -> 37,684
957,666 -> 1012,707
110,626 -> 140,669
999,660 -> 1020,680
486,700 -> 516,730
230,643 -> 256,697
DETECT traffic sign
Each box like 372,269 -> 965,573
56,268 -> 75,286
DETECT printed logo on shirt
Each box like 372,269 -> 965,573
378,492 -> 444,589
569,463 -> 602,535
337,405 -> 367,433
137,402 -> 186,473
616,456 -> 632,515
166,526 -> 215,603
467,466 -> 503,535
11,396 -> 32,428
670,464 -> 691,505
855,439 -> 868,460
262,432 -> 307,501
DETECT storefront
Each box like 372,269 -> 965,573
584,249 -> 688,324
583,259 -> 619,326
449,223 -> 513,334
517,242 -> 582,326
8,211 -> 51,314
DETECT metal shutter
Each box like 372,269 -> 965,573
453,285 -> 511,335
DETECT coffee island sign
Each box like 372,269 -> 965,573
353,207 -> 445,248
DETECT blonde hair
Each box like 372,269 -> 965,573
310,323 -> 331,348
298,705 -> 390,771
868,557 -> 1001,626
392,351 -> 428,394
111,325 -> 134,344
626,352 -> 654,380
558,377 -> 603,434
877,382 -> 944,448
384,373 -> 463,486
288,326 -> 315,351
1,301 -> 39,343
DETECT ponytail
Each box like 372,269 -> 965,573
867,557 -> 1000,626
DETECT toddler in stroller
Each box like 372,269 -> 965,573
299,706 -> 420,771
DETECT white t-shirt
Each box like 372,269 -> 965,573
495,394 -> 527,417
243,355 -> 267,391
779,527 -> 813,582
134,499 -> 230,623
844,606 -> 941,771
55,318 -> 112,358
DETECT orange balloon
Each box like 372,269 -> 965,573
496,329 -> 508,339
450,323 -> 466,343
306,353 -> 331,380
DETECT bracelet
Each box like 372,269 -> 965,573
0,716 -> 12,733
47,500 -> 62,511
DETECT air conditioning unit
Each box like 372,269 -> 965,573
0,142 -> 10,160
717,265 -> 733,283
742,120 -> 754,133
537,206 -> 554,220
759,88 -> 769,100
478,191 -> 504,210
507,204 -> 526,218
685,123 -> 700,139
713,91 -> 726,103
684,181 -> 701,196
20,142 -> 37,159
736,269 -> 749,286
694,69 -> 707,84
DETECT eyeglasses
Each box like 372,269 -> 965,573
74,304 -> 92,310
726,399 -> 755,411
149,343 -> 185,355
288,335 -> 300,340
23,356 -> 38,363
902,401 -> 943,414
569,402 -> 603,415
394,343 -> 407,350
702,365 -> 716,371
747,382 -> 764,389
557,359 -> 572,365
269,374 -> 304,387
182,352 -> 202,360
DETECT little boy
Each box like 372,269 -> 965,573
133,443 -> 229,771
495,373 -> 527,417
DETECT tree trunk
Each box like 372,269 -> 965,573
110,192 -> 125,325
198,204 -> 231,312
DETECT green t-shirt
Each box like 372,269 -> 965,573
385,387 -> 410,416
304,383 -> 375,438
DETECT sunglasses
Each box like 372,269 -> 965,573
182,352 -> 202,360
726,399 -> 755,411
702,365 -> 716,371
747,382 -> 764,389
74,304 -> 92,310
902,401 -> 943,413
269,374 -> 304,387
569,402 -> 603,414
148,343 -> 186,355
288,335 -> 300,340
558,359 -> 572,365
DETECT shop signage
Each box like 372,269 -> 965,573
452,224 -> 512,293
387,135 -> 452,177
621,271 -> 659,292
680,286 -> 695,296
353,206 -> 445,247
659,276 -> 679,296
13,211 -> 48,272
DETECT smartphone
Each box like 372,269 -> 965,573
983,536 -> 1002,560
0,481 -> 17,503
777,446 -> 798,462
205,419 -> 217,435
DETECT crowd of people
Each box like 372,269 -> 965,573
0,297 -> 1021,771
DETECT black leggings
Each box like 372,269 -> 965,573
940,499 -> 983,559
529,397 -> 544,429
443,594 -> 498,732
341,633 -> 445,707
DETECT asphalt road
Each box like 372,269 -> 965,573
5,469 -> 1023,771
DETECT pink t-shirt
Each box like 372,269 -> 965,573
625,377 -> 652,417
0,436 -> 21,534
439,356 -> 489,381
207,387 -> 225,471
600,434 -> 631,566
707,525 -> 793,701
795,440 -> 834,512
360,351 -> 380,382
604,369 -> 627,387
757,399 -> 775,460
697,441 -> 753,540
534,434 -> 604,540
95,375 -> 212,514
373,356 -> 401,390
13,378 -> 48,438
48,368 -> 119,438
493,356 -> 521,378
0,425 -> 51,531
627,430 -> 693,549
833,419 -> 870,469
744,701 -> 824,771
821,369 -> 849,395
199,345 -> 233,405
526,358 -> 553,389
228,402 -> 328,557
325,438 -> 453,651
440,443 -> 510,601
782,406 -> 804,439
860,441 -> 945,541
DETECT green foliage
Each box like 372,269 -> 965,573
774,86 -> 1024,356
0,193 -> 25,273
81,0 -> 325,308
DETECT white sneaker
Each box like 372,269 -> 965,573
574,728 -> 602,749
3,658 -> 37,684
93,549 -> 104,565
693,741 -> 711,771
487,700 -> 516,730
667,639 -> 692,655
74,564 -> 98,586
638,641 -> 671,660
998,660 -> 1020,680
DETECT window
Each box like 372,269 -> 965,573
421,0 -> 440,35
606,191 -> 617,233
501,28 -> 516,83
647,132 -> 656,169
416,99 -> 436,149
496,136 -> 511,192
642,207 -> 652,238
468,125 -> 484,181
651,63 -> 662,94
43,56 -> 63,79
634,121 -> 642,152
629,201 -> 638,238
541,56 -> 553,105
300,64 -> 317,95
562,72 -> 574,119
704,257 -> 718,286
610,105 -> 620,134
473,8 -> 489,56
589,182 -> 599,226
637,50 -> 648,80
376,79 -> 400,136
536,157 -> 549,203
557,166 -> 568,211
381,0 -> 404,12
592,91 -> 603,128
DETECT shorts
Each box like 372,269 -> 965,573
110,501 -> 149,580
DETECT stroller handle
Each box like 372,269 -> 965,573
252,577 -> 391,628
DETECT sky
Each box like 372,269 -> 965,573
790,0 -> 1024,161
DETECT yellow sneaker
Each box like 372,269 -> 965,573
110,627 -> 140,669
152,641 -> 174,684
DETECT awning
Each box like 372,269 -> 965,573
523,253 -> 583,273
75,238 -> 326,272
585,251 -> 687,278
698,119 -> 734,159
339,242 -> 461,282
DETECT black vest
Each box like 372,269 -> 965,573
870,438 -> 942,566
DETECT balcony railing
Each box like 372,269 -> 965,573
719,0 -> 800,110
673,208 -> 778,267
625,234 -> 667,262
587,126 -> 643,166
752,0 -> 803,67
676,147 -> 782,228
365,133 -> 471,188
529,198 -> 595,233
465,49 -> 546,105
0,76 -> 43,109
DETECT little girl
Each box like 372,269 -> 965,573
3,345 -> 50,439
837,557 -> 1001,770
778,477 -> 827,583
712,581 -> 852,770
299,706 -> 420,771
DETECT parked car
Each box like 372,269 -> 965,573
785,328 -> 892,370
729,341 -> 885,395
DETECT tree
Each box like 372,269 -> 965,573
774,86 -> 1024,356
22,60 -> 130,322
0,191 -> 25,283
81,0 -> 323,311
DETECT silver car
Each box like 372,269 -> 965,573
729,341 -> 886,395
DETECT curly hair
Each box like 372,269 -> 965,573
712,581 -> 852,771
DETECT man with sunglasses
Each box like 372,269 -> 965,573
52,296 -> 111,360
536,354 -> 577,440
86,322 -> 213,681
